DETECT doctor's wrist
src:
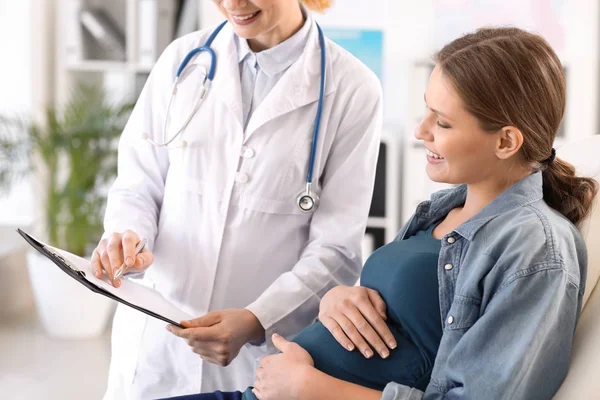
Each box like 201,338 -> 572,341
241,309 -> 266,345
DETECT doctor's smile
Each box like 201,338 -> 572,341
230,11 -> 262,26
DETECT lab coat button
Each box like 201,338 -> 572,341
241,147 -> 255,158
447,236 -> 456,244
444,263 -> 453,271
235,173 -> 249,183
447,315 -> 454,325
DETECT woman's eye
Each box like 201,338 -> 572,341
436,121 -> 451,129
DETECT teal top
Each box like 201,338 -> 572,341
242,224 -> 442,400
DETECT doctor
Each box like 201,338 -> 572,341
93,0 -> 382,398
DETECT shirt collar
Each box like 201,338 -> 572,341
235,12 -> 312,77
417,171 -> 545,241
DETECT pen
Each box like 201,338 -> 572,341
113,238 -> 147,280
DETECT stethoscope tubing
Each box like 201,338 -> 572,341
147,20 -> 326,212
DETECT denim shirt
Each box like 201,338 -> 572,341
381,172 -> 587,400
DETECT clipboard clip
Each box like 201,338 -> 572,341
43,245 -> 87,278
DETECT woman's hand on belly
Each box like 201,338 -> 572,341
253,334 -> 314,400
319,286 -> 397,359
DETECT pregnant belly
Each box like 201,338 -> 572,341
291,322 -> 432,391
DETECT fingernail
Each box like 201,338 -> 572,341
346,344 -> 355,351
381,349 -> 389,358
114,279 -> 121,288
94,270 -> 101,278
364,349 -> 373,358
137,255 -> 144,266
389,341 -> 397,349
165,325 -> 171,332
126,256 -> 134,266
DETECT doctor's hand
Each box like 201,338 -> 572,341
91,230 -> 154,288
319,286 -> 396,359
166,309 -> 265,367
252,334 -> 314,400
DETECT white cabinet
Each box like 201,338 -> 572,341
55,0 -> 182,107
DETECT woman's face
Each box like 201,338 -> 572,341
214,0 -> 304,50
415,65 -> 505,185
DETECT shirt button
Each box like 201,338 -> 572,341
444,263 -> 453,271
241,147 -> 255,158
447,315 -> 454,325
235,172 -> 249,183
447,236 -> 456,244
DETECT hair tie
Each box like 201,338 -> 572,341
542,148 -> 556,165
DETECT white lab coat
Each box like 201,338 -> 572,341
103,20 -> 382,399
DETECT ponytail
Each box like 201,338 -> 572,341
301,0 -> 332,12
542,157 -> 598,226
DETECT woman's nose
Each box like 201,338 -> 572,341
415,114 -> 433,142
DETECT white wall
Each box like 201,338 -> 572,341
0,0 -> 35,226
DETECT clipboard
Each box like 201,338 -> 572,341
17,229 -> 189,328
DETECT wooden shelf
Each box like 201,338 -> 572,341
65,60 -> 130,72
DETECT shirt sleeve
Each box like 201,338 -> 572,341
381,384 -> 424,400
102,42 -> 179,249
245,76 -> 383,352
384,266 -> 580,400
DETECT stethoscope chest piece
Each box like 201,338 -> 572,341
297,189 -> 319,213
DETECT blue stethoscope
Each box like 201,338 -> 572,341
145,20 -> 327,213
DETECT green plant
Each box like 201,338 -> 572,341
0,83 -> 134,256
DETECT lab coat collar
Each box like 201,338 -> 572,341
191,19 -> 337,138
193,22 -> 244,130
243,18 -> 337,141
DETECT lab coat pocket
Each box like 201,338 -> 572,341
240,125 -> 322,216
444,295 -> 481,331
238,192 -> 315,216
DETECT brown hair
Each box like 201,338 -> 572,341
301,0 -> 332,12
435,27 -> 598,226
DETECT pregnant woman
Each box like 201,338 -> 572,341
166,26 -> 598,400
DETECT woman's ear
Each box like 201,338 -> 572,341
495,126 -> 524,160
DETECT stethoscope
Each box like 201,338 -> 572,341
144,20 -> 327,213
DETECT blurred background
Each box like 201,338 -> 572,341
0,0 -> 597,399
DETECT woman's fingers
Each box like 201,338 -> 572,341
343,304 -> 389,358
320,316 -> 355,351
334,313 -> 374,358
367,287 -> 388,320
363,290 -> 397,350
